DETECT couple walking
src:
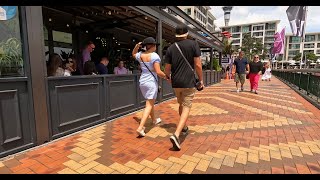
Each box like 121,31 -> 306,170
131,24 -> 204,151
233,51 -> 264,94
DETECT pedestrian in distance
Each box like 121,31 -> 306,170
249,55 -> 263,94
232,51 -> 250,93
262,61 -> 272,81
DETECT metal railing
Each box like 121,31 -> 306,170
273,70 -> 320,104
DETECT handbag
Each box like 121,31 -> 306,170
140,54 -> 161,93
174,43 -> 203,91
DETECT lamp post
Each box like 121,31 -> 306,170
222,6 -> 233,26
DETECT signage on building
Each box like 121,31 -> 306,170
0,6 -> 17,21
52,31 -> 72,44
221,57 -> 230,64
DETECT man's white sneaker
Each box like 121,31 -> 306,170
236,89 -> 240,93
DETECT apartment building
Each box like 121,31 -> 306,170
284,32 -> 320,60
220,20 -> 280,57
178,6 -> 216,33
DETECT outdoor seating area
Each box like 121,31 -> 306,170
0,6 -> 223,159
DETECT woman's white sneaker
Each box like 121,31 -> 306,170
155,118 -> 162,125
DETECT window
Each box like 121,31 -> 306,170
266,23 -> 276,30
264,37 -> 274,42
288,50 -> 299,56
317,49 -> 320,54
242,26 -> 250,33
289,44 -> 300,49
185,8 -> 191,15
290,36 -> 301,43
304,43 -> 315,48
318,34 -> 320,41
253,32 -> 263,37
303,50 -> 313,55
317,43 -> 320,48
0,6 -> 24,77
253,26 -> 264,31
231,26 -> 240,33
266,31 -> 275,36
208,18 -> 213,25
232,39 -> 240,44
305,35 -> 315,42
232,34 -> 240,38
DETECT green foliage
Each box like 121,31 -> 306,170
222,39 -> 234,57
293,53 -> 302,61
240,33 -> 268,61
212,58 -> 221,71
306,52 -> 318,61
0,38 -> 23,76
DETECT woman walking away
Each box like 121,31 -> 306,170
261,61 -> 272,81
132,37 -> 169,137
249,55 -> 263,94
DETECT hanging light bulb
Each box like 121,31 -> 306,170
145,16 -> 148,20
49,18 -> 52,22
86,30 -> 88,33
108,11 -> 111,15
66,24 -> 69,27
112,37 -> 115,39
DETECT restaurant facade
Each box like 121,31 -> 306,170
0,6 -> 223,158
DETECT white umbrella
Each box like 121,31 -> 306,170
310,63 -> 316,65
317,59 -> 320,63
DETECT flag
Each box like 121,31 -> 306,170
272,28 -> 285,54
286,6 -> 307,37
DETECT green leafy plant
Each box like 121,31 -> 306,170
241,33 -> 268,61
212,58 -> 221,71
0,38 -> 23,76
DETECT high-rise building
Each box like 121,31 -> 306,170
284,32 -> 320,60
178,6 -> 216,33
220,20 -> 280,58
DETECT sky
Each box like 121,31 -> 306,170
210,6 -> 320,34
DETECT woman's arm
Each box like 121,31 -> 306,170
153,62 -> 168,80
132,42 -> 142,59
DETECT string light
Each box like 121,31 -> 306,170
108,11 -> 111,15
86,30 -> 88,33
66,24 -> 69,27
145,16 -> 148,20
49,18 -> 52,22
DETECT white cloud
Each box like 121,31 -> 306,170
210,6 -> 320,34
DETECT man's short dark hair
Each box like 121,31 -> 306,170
101,57 -> 109,62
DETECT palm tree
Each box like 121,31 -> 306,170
222,39 -> 234,57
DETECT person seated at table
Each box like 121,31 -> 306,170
63,55 -> 77,76
84,61 -> 98,75
96,57 -> 109,74
114,60 -> 128,75
47,53 -> 65,77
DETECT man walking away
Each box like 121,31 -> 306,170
164,23 -> 204,151
232,51 -> 249,93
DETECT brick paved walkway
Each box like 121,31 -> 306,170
1,77 -> 320,174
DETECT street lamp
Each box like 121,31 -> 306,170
222,6 -> 233,26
